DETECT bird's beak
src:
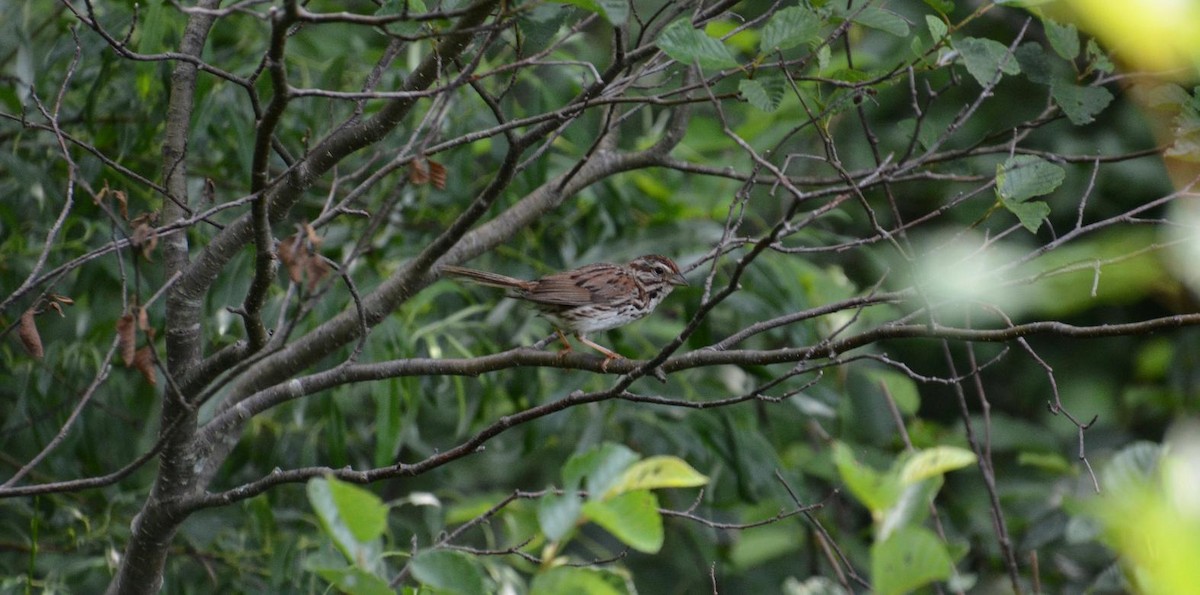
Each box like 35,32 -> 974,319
670,272 -> 689,286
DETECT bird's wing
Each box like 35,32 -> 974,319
524,264 -> 631,307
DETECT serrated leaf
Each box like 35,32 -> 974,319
899,446 -> 977,484
582,490 -> 664,553
996,155 -> 1065,202
1086,38 -> 1114,74
739,75 -> 787,112
925,15 -> 947,41
1100,441 -> 1161,493
411,550 -> 487,595
1014,42 -> 1055,86
955,37 -> 1021,86
1043,18 -> 1079,60
1003,199 -> 1052,233
872,526 -> 954,595
760,5 -> 821,52
602,456 -> 709,498
1051,81 -> 1114,125
657,18 -> 739,70
537,490 -> 582,541
852,7 -> 910,37
553,0 -> 627,26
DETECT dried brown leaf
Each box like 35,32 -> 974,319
117,314 -> 136,366
303,221 -> 322,249
95,181 -> 108,205
50,294 -> 74,306
428,160 -> 447,190
47,302 -> 64,317
133,346 -> 157,386
18,308 -> 43,359
278,235 -> 305,284
113,189 -> 128,220
306,256 -> 331,293
202,177 -> 216,204
409,159 -> 429,185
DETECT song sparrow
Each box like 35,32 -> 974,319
441,255 -> 688,367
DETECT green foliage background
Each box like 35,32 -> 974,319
2,0 -> 1198,592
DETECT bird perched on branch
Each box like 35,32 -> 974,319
441,255 -> 688,369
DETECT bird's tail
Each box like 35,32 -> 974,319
440,265 -> 530,290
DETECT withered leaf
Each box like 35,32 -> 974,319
303,221 -> 323,249
131,220 -> 158,261
113,189 -> 128,220
133,346 -> 157,386
18,308 -> 43,359
428,159 -> 447,190
306,255 -> 332,292
47,302 -> 64,317
202,177 -> 216,204
277,235 -> 305,284
409,159 -> 429,185
50,294 -> 74,306
117,314 -> 136,366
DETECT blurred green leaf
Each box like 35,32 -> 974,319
995,155 -> 1064,233
602,455 -> 709,497
411,550 -> 488,595
851,7 -> 910,37
1051,82 -> 1114,125
872,526 -> 954,595
739,75 -> 787,112
307,477 -> 384,567
538,489 -> 583,542
308,563 -> 393,595
582,490 -> 664,553
833,442 -> 898,516
530,566 -> 626,595
955,37 -> 1021,86
657,18 -> 739,70
899,446 -> 976,484
1043,19 -> 1080,60
760,6 -> 822,52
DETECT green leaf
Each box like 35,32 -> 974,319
328,475 -> 388,543
307,477 -> 384,566
531,567 -> 626,595
1051,81 -> 1114,125
1100,441 -> 1161,493
925,15 -> 948,42
872,526 -> 954,595
411,550 -> 488,595
955,37 -> 1021,86
562,442 -> 639,496
739,75 -> 787,112
996,155 -> 1065,203
852,7 -> 910,37
537,489 -> 582,541
760,5 -> 822,52
602,455 -> 709,497
657,18 -> 739,70
877,475 -> 941,541
1043,18 -> 1080,60
582,490 -> 664,553
899,446 -> 977,484
865,368 -> 921,416
832,442 -> 898,516
1004,198 -> 1052,233
923,0 -> 954,14
551,0 -> 627,26
309,564 -> 394,595
1086,38 -> 1114,74
1018,451 -> 1073,474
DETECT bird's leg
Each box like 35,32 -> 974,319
554,329 -> 574,356
575,333 -> 623,372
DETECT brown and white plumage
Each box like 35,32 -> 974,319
441,255 -> 688,365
